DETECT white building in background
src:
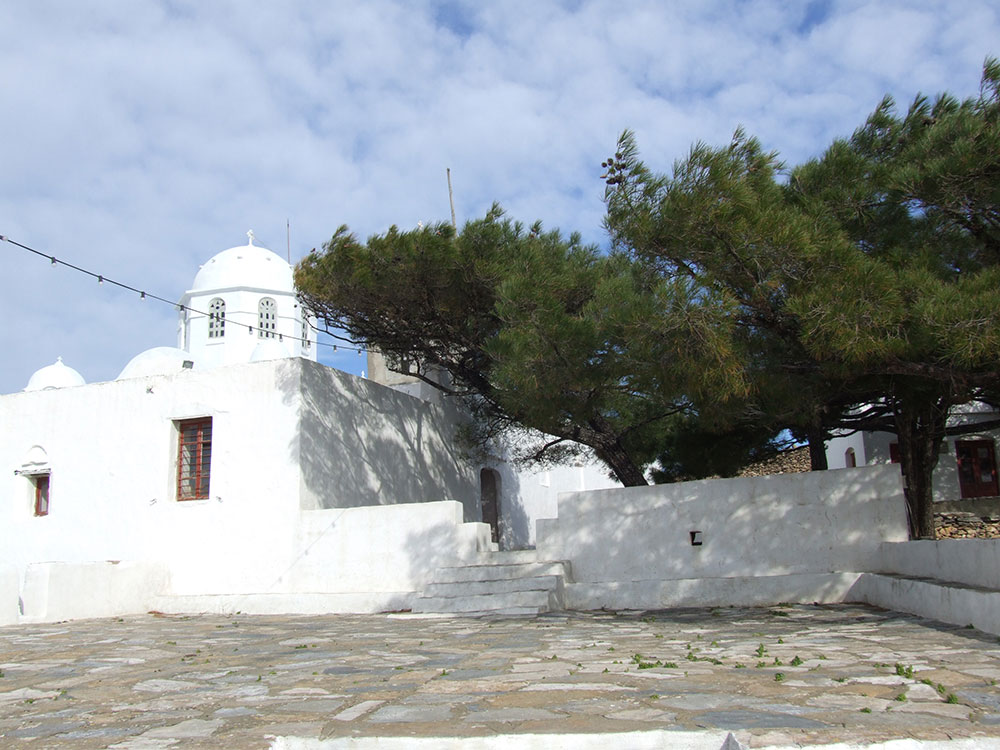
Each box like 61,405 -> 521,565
0,233 -> 617,624
825,403 -> 1000,503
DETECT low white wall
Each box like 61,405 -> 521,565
565,573 -> 862,611
850,573 -> 1000,636
0,564 -> 19,626
19,561 -> 169,623
16,502 -> 491,622
273,501 -> 490,599
877,540 -> 1000,590
853,539 -> 1000,634
539,465 -> 907,609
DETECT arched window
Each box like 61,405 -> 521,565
301,316 -> 311,351
208,298 -> 226,339
845,447 -> 856,468
258,298 -> 276,339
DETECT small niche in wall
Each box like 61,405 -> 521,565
689,530 -> 703,546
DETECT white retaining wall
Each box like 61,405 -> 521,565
537,465 -> 908,610
19,561 -> 170,623
849,572 -> 1000,635
847,539 -> 1000,635
5,501 -> 491,624
875,539 -> 1000,590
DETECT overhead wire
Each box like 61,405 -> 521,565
0,233 -> 366,355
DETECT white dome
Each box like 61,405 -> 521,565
24,357 -> 86,391
189,238 -> 293,294
117,347 -> 193,380
249,339 -> 291,363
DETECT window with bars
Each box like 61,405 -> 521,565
301,317 -> 311,350
208,298 -> 226,338
177,418 -> 212,501
258,297 -> 276,339
33,474 -> 50,516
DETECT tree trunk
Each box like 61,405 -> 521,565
893,395 -> 949,539
807,430 -> 829,471
595,442 -> 649,486
581,417 -> 650,487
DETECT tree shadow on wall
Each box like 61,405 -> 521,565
536,466 -> 909,606
276,360 -> 480,520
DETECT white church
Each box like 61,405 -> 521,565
0,234 -> 619,624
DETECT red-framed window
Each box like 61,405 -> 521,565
956,439 -> 999,499
177,418 -> 212,501
33,474 -> 50,516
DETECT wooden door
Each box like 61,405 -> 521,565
479,468 -> 501,544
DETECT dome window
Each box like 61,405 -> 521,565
208,298 -> 226,339
258,297 -> 277,339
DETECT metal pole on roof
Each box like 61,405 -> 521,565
447,168 -> 457,229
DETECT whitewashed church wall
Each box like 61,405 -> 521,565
537,465 -> 908,609
0,358 -> 490,620
297,361 -> 479,521
0,360 -> 306,598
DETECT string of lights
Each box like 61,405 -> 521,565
0,233 -> 366,355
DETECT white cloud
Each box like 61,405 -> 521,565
1,0 -> 997,392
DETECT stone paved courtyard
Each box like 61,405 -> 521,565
2,604 -> 1000,748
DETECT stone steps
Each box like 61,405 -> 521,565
412,551 -> 571,616
850,571 -> 1000,636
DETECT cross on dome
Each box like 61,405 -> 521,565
247,229 -> 255,246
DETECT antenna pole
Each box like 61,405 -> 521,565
286,219 -> 291,263
447,168 -> 457,229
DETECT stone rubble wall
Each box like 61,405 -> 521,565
935,512 -> 1000,539
737,446 -> 812,478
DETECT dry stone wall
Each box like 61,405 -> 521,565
935,512 -> 1000,539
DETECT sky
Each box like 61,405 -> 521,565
1,0 -> 997,394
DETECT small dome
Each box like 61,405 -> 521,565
189,235 -> 293,294
118,347 -> 194,380
249,339 -> 290,363
24,357 -> 86,391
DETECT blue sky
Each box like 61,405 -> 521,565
1,0 -> 997,393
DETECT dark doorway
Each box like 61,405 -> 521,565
956,439 -> 999,498
479,468 -> 501,545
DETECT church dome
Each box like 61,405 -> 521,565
117,347 -> 193,380
189,233 -> 294,294
24,357 -> 86,391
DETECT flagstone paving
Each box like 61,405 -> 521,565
1,604 -> 999,748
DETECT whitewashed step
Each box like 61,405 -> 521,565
430,561 -> 571,584
424,574 -> 565,599
413,588 -> 559,614
471,550 -> 540,565
452,606 -> 548,617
